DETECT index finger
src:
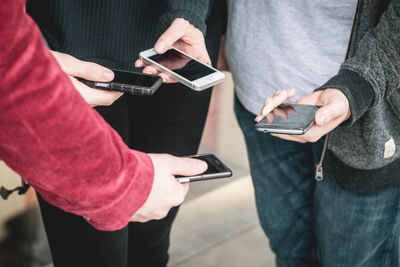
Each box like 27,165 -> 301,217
255,89 -> 296,122
52,52 -> 114,82
154,19 -> 189,54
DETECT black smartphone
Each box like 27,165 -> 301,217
78,69 -> 163,96
254,104 -> 319,135
175,154 -> 233,183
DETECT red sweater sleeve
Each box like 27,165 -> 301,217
0,0 -> 154,231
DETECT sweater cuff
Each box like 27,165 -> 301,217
316,69 -> 375,126
84,151 -> 154,231
158,10 -> 207,38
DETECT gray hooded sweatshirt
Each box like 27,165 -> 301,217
316,0 -> 400,193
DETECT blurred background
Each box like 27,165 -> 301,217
0,73 -> 275,267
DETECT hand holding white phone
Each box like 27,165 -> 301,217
139,47 -> 225,91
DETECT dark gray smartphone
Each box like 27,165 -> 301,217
254,104 -> 319,135
175,154 -> 233,183
78,69 -> 163,96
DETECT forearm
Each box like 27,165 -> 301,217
0,0 -> 153,231
320,0 -> 400,125
316,69 -> 374,125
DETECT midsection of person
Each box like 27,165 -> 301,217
26,0 -> 165,67
225,0 -> 356,115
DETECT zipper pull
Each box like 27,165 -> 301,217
315,164 -> 324,181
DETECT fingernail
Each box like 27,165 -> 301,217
103,70 -> 114,81
155,41 -> 165,53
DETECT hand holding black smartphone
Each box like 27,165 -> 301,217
175,154 -> 232,183
78,69 -> 163,96
255,104 -> 319,135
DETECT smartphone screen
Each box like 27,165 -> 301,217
265,104 -> 317,127
113,70 -> 161,87
193,155 -> 222,175
255,104 -> 319,135
147,48 -> 216,81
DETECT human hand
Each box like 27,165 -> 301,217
135,18 -> 211,83
51,51 -> 122,107
131,153 -> 207,222
255,88 -> 351,143
255,89 -> 297,123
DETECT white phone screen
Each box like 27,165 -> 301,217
148,48 -> 216,81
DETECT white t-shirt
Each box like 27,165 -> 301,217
225,0 -> 357,115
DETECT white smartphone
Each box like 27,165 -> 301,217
139,47 -> 225,91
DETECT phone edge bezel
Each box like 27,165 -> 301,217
139,47 -> 225,91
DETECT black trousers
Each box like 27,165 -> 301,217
37,83 -> 212,267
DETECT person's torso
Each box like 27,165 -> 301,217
225,0 -> 357,115
27,0 -> 167,69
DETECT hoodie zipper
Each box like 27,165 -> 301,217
315,134 -> 329,181
314,0 -> 360,182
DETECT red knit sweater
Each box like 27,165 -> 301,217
0,0 -> 153,231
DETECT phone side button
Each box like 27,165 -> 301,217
122,84 -> 131,92
176,177 -> 190,183
134,86 -> 146,96
94,82 -> 110,88
114,84 -> 124,92
121,85 -> 130,94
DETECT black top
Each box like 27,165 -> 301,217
27,0 -> 213,70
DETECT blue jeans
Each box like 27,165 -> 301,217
234,96 -> 400,267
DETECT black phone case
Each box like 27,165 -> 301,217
77,70 -> 163,96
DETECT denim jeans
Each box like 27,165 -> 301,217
234,96 -> 400,267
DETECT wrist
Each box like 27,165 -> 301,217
316,69 -> 374,126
